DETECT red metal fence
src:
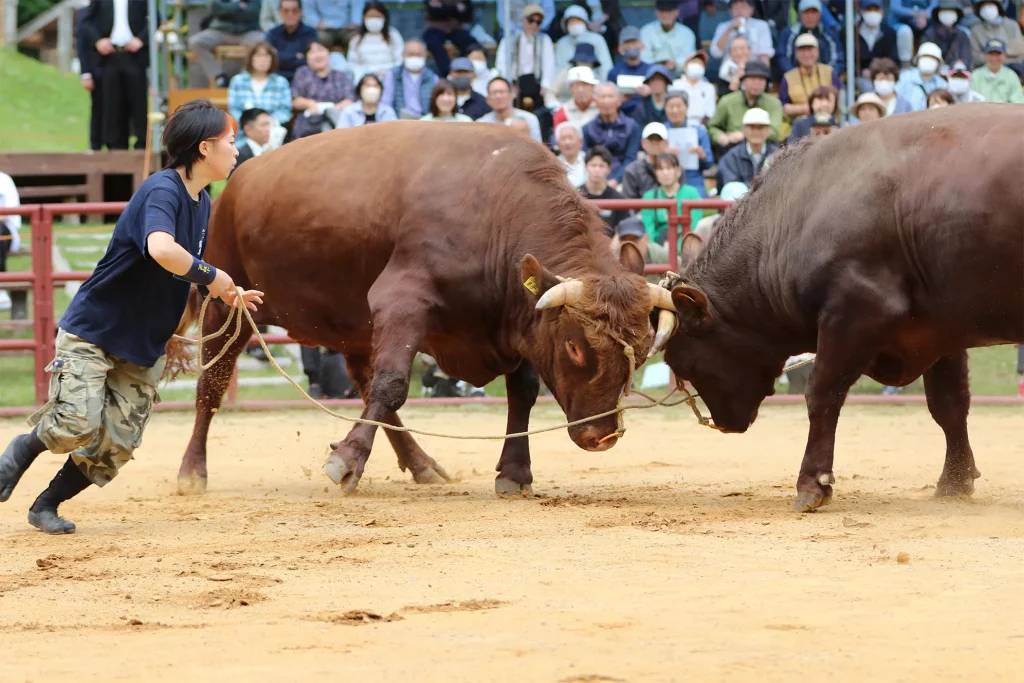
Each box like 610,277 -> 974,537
3,200 -> 1018,416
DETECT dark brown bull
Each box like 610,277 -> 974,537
170,121 -> 677,496
649,104 -> 1024,511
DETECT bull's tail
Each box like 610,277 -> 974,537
162,284 -> 204,382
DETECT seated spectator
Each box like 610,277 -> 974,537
809,111 -> 837,138
614,216 -> 667,283
477,77 -> 543,142
555,6 -> 613,80
608,26 -> 651,115
664,92 -> 713,197
448,57 -> 492,118
347,2 -> 404,79
849,91 -> 887,123
706,60 -> 782,154
716,34 -> 751,97
869,57 -> 914,115
304,0 -> 364,50
857,0 -> 900,92
495,5 -> 557,111
337,73 -> 397,126
423,0 -> 475,76
946,59 -> 987,101
971,38 -> 1024,102
676,50 -> 716,126
189,0 -> 265,87
228,42 -> 293,146
578,146 -> 630,236
787,85 -> 838,143
630,65 -> 673,129
422,79 -> 474,120
582,81 -> 641,187
717,107 -> 777,190
779,33 -> 843,139
639,0 -> 697,76
710,0 -> 774,65
0,170 -> 22,315
552,66 -> 600,129
891,0 -> 939,43
468,44 -> 498,95
927,88 -> 956,107
233,108 -> 272,172
382,39 -> 438,118
970,0 -> 1024,74
265,0 -> 319,81
291,38 -> 356,137
924,0 -> 974,68
897,42 -> 949,110
641,153 -> 702,248
777,0 -> 844,75
550,43 -> 603,106
556,122 -> 586,186
622,121 -> 669,199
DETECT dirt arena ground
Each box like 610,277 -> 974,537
2,403 -> 1023,682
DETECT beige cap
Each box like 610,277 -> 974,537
851,92 -> 887,118
794,33 -> 819,49
522,3 -> 545,18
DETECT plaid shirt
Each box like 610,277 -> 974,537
228,72 -> 294,143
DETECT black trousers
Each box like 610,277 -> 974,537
89,78 -> 104,151
101,51 -> 147,150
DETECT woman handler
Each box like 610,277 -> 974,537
0,100 -> 263,534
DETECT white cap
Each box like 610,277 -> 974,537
794,33 -> 819,49
567,65 -> 598,85
642,122 -> 669,139
798,0 -> 822,11
916,42 -> 944,63
741,107 -> 771,127
720,182 -> 749,201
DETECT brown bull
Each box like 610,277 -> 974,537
649,104 -> 1024,511
171,121 -> 676,496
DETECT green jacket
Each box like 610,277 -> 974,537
641,185 -> 703,248
970,66 -> 1024,104
706,90 -> 784,142
209,0 -> 262,35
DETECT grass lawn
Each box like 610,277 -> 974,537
0,49 -> 89,152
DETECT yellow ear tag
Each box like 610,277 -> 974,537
523,276 -> 540,295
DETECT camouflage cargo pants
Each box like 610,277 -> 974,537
27,329 -> 164,487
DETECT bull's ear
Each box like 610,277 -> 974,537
618,241 -> 646,275
679,233 -> 703,271
671,284 -> 713,333
520,254 -> 561,299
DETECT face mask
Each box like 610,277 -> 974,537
937,10 -> 958,27
918,56 -> 939,76
622,47 -> 641,60
451,75 -> 472,90
567,22 -> 586,37
929,103 -> 947,109
873,79 -> 895,96
862,11 -> 883,28
472,60 -> 488,74
980,4 -> 1000,22
948,77 -> 970,94
404,56 -> 425,72
364,17 -> 385,33
685,62 -> 706,80
361,86 -> 381,104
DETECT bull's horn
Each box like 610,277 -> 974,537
649,309 -> 678,358
536,280 -> 584,310
647,283 -> 677,312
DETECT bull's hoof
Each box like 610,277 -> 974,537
793,472 -> 834,512
176,474 -> 208,496
412,462 -> 452,485
934,472 -> 978,498
323,450 -> 367,495
495,477 -> 534,497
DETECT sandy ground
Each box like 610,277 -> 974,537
1,403 -> 1023,682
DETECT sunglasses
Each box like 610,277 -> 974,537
525,16 -> 542,24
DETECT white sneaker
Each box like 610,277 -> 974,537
0,290 -> 11,311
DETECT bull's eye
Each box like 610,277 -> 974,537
565,340 -> 586,367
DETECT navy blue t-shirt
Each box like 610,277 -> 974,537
61,169 -> 211,367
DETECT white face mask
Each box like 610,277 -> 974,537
685,62 -> 705,80
404,56 -> 425,72
873,79 -> 895,96
937,10 -> 959,27
567,22 -> 586,37
364,17 -> 385,33
980,4 -> 1001,22
918,56 -> 939,76
471,60 -> 488,74
361,86 -> 382,104
948,77 -> 970,94
862,11 -> 883,28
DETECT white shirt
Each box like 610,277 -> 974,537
0,172 -> 22,253
246,139 -> 266,157
559,153 -> 586,187
110,0 -> 134,46
710,17 -> 775,60
677,78 -> 717,126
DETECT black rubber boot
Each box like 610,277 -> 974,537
0,429 -> 48,502
27,457 -> 93,535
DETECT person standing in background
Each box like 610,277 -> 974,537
0,171 -> 22,315
76,6 -> 104,151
